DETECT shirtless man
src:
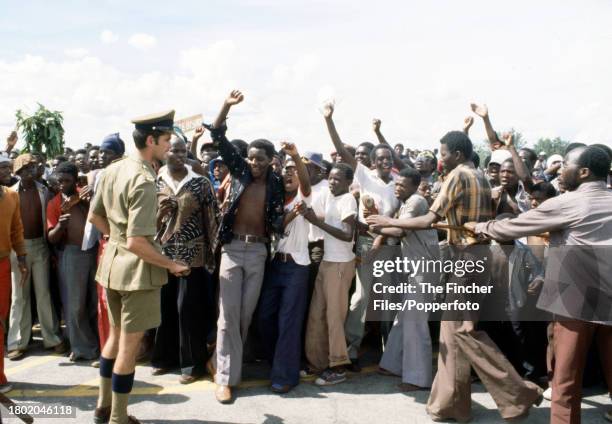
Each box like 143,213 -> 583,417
206,90 -> 285,403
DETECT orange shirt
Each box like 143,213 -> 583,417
0,187 -> 26,258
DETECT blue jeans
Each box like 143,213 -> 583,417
258,257 -> 309,386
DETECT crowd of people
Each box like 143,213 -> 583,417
0,91 -> 611,424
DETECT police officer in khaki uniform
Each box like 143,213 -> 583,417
88,110 -> 189,424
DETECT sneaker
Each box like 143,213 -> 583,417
0,383 -> 13,394
315,368 -> 346,386
542,387 -> 552,401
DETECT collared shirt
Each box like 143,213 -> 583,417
0,187 -> 26,258
430,163 -> 493,245
90,155 -> 167,291
156,165 -> 218,273
209,126 -> 285,245
354,163 -> 399,224
308,179 -> 329,242
475,181 -> 612,322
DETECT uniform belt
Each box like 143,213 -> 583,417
274,252 -> 294,263
233,234 -> 269,244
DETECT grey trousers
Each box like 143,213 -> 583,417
215,240 -> 267,386
59,245 -> 99,359
345,235 -> 374,359
9,238 -> 62,350
379,312 -> 432,387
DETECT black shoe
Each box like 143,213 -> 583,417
346,359 -> 361,372
93,406 -> 110,423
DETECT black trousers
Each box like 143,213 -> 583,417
152,267 -> 213,376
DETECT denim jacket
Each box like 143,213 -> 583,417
208,125 -> 285,246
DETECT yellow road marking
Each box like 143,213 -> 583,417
9,364 -> 381,398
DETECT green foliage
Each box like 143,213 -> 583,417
15,104 -> 65,157
532,137 -> 571,157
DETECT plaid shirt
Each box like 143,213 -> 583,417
430,163 -> 493,245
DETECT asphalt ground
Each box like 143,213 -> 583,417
0,336 -> 610,423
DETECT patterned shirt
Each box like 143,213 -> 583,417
156,166 -> 219,272
208,125 -> 285,245
430,163 -> 493,245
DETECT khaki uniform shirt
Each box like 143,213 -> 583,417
91,155 -> 167,291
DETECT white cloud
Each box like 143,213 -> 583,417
100,30 -> 118,44
128,33 -> 157,50
63,48 -> 89,58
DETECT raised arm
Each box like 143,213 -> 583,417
463,116 -> 474,136
189,126 -> 205,159
502,132 -> 534,191
372,118 -> 406,170
470,103 -> 502,149
207,90 -> 247,176
322,102 -> 357,169
281,141 -> 311,197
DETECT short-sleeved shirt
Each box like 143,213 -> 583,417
277,190 -> 312,266
90,155 -> 167,291
353,163 -> 399,223
430,163 -> 493,246
398,194 -> 439,260
314,189 -> 358,262
308,179 -> 329,242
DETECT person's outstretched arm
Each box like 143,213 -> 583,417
322,102 -> 357,169
471,103 -> 502,149
372,118 -> 406,170
502,133 -> 534,191
207,90 -> 247,176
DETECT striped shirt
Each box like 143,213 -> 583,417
430,163 -> 493,245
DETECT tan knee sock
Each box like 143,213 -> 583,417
110,391 -> 130,424
97,376 -> 112,408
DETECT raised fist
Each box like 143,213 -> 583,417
225,90 -> 244,106
470,103 -> 488,118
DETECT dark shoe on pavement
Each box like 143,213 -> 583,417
215,385 -> 233,403
299,366 -> 316,378
270,383 -> 292,394
315,368 -> 347,386
346,358 -> 361,372
52,340 -> 69,354
7,349 -> 26,361
93,405 -> 110,423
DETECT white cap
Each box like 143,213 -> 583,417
539,151 -> 546,156
489,149 -> 512,165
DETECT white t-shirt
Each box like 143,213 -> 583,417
277,191 -> 312,266
308,179 -> 329,242
354,163 -> 399,223
313,189 -> 358,262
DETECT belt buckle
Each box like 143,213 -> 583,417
244,235 -> 256,244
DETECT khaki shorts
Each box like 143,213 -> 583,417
105,287 -> 161,333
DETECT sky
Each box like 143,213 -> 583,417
2,0 -> 612,155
